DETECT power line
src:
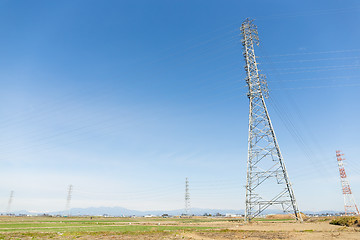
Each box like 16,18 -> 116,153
271,64 -> 360,71
256,42 -> 348,178
272,83 -> 360,91
270,75 -> 359,83
259,49 -> 360,58
266,65 -> 360,75
262,56 -> 360,64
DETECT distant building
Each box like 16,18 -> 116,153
225,213 -> 242,217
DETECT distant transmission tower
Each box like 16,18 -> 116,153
336,150 -> 359,215
240,18 -> 301,222
6,191 -> 14,215
185,178 -> 190,216
65,185 -> 73,217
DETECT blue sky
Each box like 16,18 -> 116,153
0,0 -> 360,213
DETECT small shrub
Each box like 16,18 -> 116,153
330,216 -> 360,227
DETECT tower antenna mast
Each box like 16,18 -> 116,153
240,18 -> 301,222
336,150 -> 359,215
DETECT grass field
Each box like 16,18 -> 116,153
0,216 -> 359,239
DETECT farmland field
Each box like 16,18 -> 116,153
0,216 -> 359,239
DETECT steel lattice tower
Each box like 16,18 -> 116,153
6,191 -> 14,215
185,177 -> 190,216
240,18 -> 301,222
336,150 -> 359,215
65,185 -> 73,217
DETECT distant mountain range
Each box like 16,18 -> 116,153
60,207 -> 243,216
2,207 -> 342,217
11,207 -> 244,216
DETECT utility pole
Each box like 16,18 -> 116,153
185,178 -> 190,216
336,150 -> 359,215
65,185 -> 73,217
240,18 -> 302,222
6,191 -> 14,215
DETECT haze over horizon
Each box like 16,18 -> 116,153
0,0 -> 360,213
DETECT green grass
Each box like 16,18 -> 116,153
0,230 -> 179,239
0,222 -> 119,229
0,216 -> 219,223
0,225 -> 214,233
0,217 -> 216,234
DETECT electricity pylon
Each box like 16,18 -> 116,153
336,150 -> 359,215
6,191 -> 14,215
240,18 -> 302,222
65,185 -> 73,217
185,177 -> 190,216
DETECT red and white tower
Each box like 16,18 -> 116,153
336,150 -> 359,215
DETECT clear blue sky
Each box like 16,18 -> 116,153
0,0 -> 359,213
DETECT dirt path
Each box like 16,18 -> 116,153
231,221 -> 343,231
180,232 -> 216,240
